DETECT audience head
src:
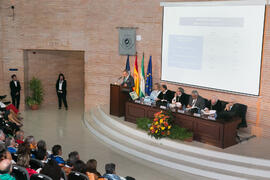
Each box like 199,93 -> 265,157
15,130 -> 24,141
0,144 -> 7,160
36,149 -> 47,161
86,159 -> 98,172
0,159 -> 12,174
0,130 -> 6,142
17,153 -> 30,168
191,90 -> 199,99
153,83 -> 160,91
5,137 -> 15,148
40,159 -> 62,180
37,140 -> 46,151
11,74 -> 17,81
17,142 -> 31,155
67,151 -> 80,167
25,135 -> 36,149
161,85 -> 167,92
58,73 -> 65,81
105,163 -> 116,174
52,144 -> 62,156
73,160 -> 87,174
176,87 -> 184,96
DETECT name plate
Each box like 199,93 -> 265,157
160,106 -> 167,110
193,113 -> 201,117
135,100 -> 141,104
208,116 -> 216,121
178,110 -> 185,114
144,102 -> 152,106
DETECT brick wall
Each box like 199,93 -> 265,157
24,50 -> 84,107
0,0 -> 270,137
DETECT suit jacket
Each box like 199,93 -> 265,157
157,90 -> 174,103
56,80 -> 67,95
206,100 -> 227,113
188,96 -> 205,109
121,75 -> 134,92
10,81 -> 21,96
173,93 -> 189,106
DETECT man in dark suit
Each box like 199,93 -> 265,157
156,85 -> 174,106
171,87 -> 189,108
187,90 -> 205,110
56,73 -> 68,110
121,70 -> 134,92
9,74 -> 21,109
205,97 -> 227,114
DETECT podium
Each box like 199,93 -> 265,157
110,84 -> 130,117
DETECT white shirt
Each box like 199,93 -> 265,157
150,90 -> 160,101
59,81 -> 63,90
192,99 -> 197,108
14,81 -> 17,87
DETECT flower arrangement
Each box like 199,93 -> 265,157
149,111 -> 173,139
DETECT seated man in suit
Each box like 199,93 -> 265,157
205,97 -> 227,114
121,70 -> 134,92
156,85 -> 174,107
187,90 -> 205,110
170,87 -> 189,109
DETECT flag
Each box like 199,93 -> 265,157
139,53 -> 145,97
125,55 -> 130,74
133,55 -> 140,95
145,55 -> 152,96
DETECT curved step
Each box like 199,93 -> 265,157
90,109 -> 270,179
97,106 -> 270,167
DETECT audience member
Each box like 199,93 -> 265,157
103,163 -> 122,180
5,137 -> 17,154
0,159 -> 15,180
24,136 -> 36,150
15,130 -> 24,145
73,160 -> 87,174
86,159 -> 101,180
63,151 -> 80,176
17,153 -> 37,177
0,130 -> 6,145
149,83 -> 161,101
35,149 -> 47,163
50,144 -> 65,165
17,142 -> 31,155
40,159 -> 62,180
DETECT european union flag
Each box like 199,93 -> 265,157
145,56 -> 152,96
125,55 -> 130,74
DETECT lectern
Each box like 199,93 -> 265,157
110,84 -> 130,117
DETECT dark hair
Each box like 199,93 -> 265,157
161,85 -> 167,90
67,151 -> 79,167
36,149 -> 47,161
73,160 -> 87,174
17,142 -> 31,155
178,87 -> 184,93
105,163 -> 116,174
17,153 -> 30,168
11,74 -> 16,79
0,144 -> 7,160
40,159 -> 62,180
37,140 -> 46,151
57,73 -> 65,81
24,136 -> 35,144
52,145 -> 62,156
5,137 -> 14,147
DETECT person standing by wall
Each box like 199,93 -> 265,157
56,73 -> 68,110
9,74 -> 21,109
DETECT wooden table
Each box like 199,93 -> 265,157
125,101 -> 241,148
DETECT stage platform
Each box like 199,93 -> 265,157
84,105 -> 270,180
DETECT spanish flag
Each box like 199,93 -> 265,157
133,55 -> 140,95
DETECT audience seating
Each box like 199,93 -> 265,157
11,165 -> 30,180
30,158 -> 44,170
11,153 -> 18,162
30,174 -> 52,180
68,171 -> 89,180
61,168 -> 68,180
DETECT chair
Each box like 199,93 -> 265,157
61,168 -> 68,180
30,174 -> 52,180
30,158 -> 44,170
68,171 -> 89,180
11,165 -> 30,180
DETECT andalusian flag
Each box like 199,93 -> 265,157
139,54 -> 145,97
133,55 -> 140,95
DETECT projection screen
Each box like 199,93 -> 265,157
161,1 -> 266,95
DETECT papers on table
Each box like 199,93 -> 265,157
201,110 -> 216,115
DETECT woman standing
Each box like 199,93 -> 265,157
56,73 -> 68,110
